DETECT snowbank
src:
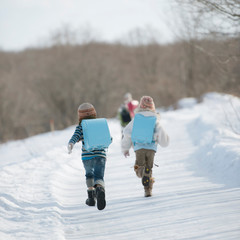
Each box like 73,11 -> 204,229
185,92 -> 240,187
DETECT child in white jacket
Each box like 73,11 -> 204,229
121,96 -> 169,197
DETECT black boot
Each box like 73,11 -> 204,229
96,186 -> 106,210
86,189 -> 96,206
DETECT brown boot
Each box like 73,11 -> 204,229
134,165 -> 145,178
144,177 -> 155,197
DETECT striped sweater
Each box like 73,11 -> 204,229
69,125 -> 106,160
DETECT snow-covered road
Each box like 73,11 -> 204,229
0,93 -> 240,240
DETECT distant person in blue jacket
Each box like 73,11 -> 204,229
121,96 -> 169,197
68,103 -> 108,210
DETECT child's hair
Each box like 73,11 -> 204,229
78,103 -> 97,123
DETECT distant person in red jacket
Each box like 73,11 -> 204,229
118,93 -> 139,128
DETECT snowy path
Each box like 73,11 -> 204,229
0,93 -> 240,240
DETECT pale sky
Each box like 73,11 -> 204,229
0,0 -> 177,51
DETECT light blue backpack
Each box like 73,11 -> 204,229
81,118 -> 112,151
131,114 -> 156,144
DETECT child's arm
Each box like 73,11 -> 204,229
68,125 -> 83,154
154,121 -> 169,147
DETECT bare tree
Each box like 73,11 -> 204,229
49,23 -> 101,47
174,0 -> 240,35
172,0 -> 240,96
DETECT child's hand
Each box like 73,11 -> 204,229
68,143 -> 73,154
124,150 -> 130,158
153,133 -> 158,141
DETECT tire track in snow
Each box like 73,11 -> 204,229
0,148 -> 68,239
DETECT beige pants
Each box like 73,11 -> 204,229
134,149 -> 155,178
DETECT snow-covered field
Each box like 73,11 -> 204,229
0,92 -> 240,240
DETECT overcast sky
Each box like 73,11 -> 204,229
0,0 -> 177,51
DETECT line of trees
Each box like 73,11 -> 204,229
0,36 -> 239,142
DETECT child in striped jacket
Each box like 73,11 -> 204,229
68,103 -> 107,210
